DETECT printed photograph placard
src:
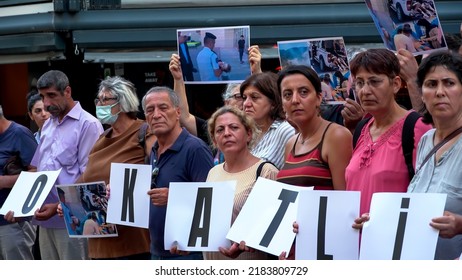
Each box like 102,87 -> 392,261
365,0 -> 447,55
277,37 -> 351,104
56,182 -> 118,238
177,25 -> 251,84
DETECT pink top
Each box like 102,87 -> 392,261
346,111 -> 432,215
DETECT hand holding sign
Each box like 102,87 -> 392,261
34,202 -> 59,221
4,210 -> 22,223
0,169 -> 61,217
148,187 -> 169,206
219,241 -> 255,259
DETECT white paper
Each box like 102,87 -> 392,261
0,169 -> 61,217
226,177 -> 312,257
296,190 -> 360,260
164,181 -> 236,252
360,192 -> 447,260
106,163 -> 152,228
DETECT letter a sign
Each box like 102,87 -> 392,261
164,181 -> 236,252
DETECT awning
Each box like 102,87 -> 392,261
0,32 -> 65,55
0,51 -> 65,65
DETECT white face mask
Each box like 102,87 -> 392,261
96,102 -> 120,125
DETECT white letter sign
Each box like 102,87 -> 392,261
106,163 -> 151,228
226,177 -> 312,257
164,181 -> 236,252
360,192 -> 446,260
296,190 -> 361,260
0,169 -> 61,217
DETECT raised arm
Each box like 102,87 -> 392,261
397,49 -> 425,114
341,98 -> 365,134
248,45 -> 262,74
169,53 -> 198,136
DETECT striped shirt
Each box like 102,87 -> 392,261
251,120 -> 295,169
277,123 -> 334,190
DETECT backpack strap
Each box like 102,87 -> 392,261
101,127 -> 112,138
352,112 -> 420,180
352,117 -> 371,149
138,122 -> 148,149
256,160 -> 277,180
401,111 -> 421,180
101,124 -> 148,149
138,122 -> 149,163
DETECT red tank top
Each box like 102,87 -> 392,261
276,123 -> 333,190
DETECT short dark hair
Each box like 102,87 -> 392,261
417,50 -> 462,124
141,86 -> 180,112
350,49 -> 400,79
36,70 -> 69,93
277,65 -> 322,96
444,33 -> 462,53
26,89 -> 42,113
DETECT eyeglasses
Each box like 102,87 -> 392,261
228,94 -> 243,101
353,78 -> 387,90
94,97 -> 118,106
151,167 -> 159,189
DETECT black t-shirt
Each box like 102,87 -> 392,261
238,39 -> 245,49
195,116 -> 210,145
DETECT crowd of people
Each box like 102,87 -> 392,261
1,28 -> 462,260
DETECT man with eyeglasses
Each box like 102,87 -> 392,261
142,86 -> 213,260
28,70 -> 103,260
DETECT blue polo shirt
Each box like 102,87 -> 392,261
149,128 -> 213,257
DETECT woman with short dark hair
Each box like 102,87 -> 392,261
346,49 -> 432,216
409,50 -> 462,259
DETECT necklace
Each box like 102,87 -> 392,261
299,121 -> 323,144
300,134 -> 311,144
